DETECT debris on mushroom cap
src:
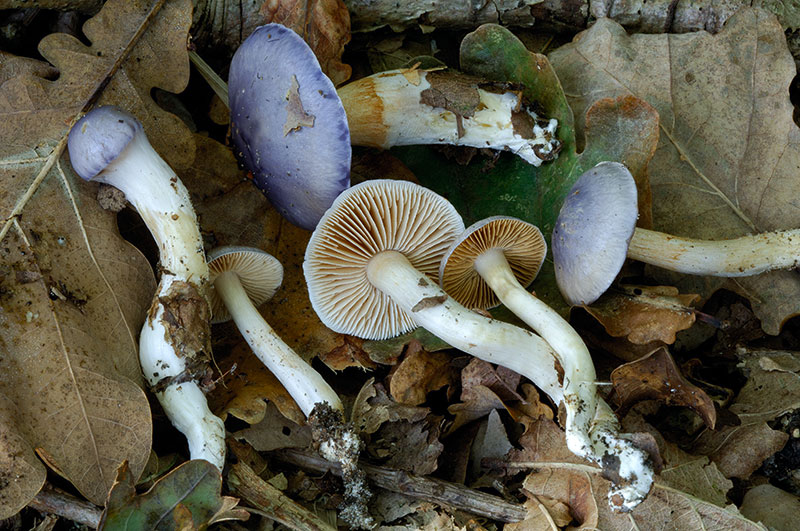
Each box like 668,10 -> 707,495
68,106 -> 142,181
439,216 -> 547,309
552,161 -> 639,306
304,179 -> 465,340
229,23 -> 351,231
206,246 -> 284,324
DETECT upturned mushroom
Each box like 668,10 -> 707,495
338,68 -> 561,166
228,23 -> 351,230
304,180 -> 653,510
206,246 -> 343,416
553,161 -> 800,305
68,106 -> 225,469
439,216 -> 652,506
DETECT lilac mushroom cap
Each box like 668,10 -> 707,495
552,161 -> 639,306
229,23 -> 351,231
68,106 -> 142,180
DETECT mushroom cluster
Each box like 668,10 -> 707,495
304,180 -> 654,510
68,106 -> 225,469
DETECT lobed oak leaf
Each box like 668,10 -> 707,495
0,0 -> 195,511
548,7 -> 800,334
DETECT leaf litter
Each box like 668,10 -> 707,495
5,0 -> 800,528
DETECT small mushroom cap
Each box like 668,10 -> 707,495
67,106 -> 142,181
552,161 -> 639,306
229,23 -> 351,231
439,216 -> 547,309
304,179 -> 465,340
207,245 -> 284,324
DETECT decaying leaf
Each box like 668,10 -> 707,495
100,460 -> 249,529
232,401 -> 312,452
388,340 -> 458,405
611,347 -> 717,428
0,0 -> 196,511
260,0 -> 352,86
584,285 -> 700,345
351,379 -> 429,436
549,7 -> 800,334
505,417 -> 763,529
692,347 -> 800,478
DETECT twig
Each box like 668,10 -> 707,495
188,50 -> 229,107
273,448 -> 527,523
227,461 -> 337,531
26,485 -> 102,529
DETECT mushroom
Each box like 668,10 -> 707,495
206,246 -> 343,416
228,23 -> 351,230
337,68 -> 561,166
67,106 -> 225,468
553,161 -> 800,305
439,216 -> 653,507
304,180 -> 652,509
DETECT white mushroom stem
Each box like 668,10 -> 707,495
139,277 -> 225,468
472,248 -> 596,454
628,228 -> 800,276
213,270 -> 344,417
96,130 -> 225,469
367,250 -> 564,405
472,248 -> 653,510
95,131 -> 207,278
337,70 -> 559,166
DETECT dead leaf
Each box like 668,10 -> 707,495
232,402 -> 312,452
0,0 -> 195,511
460,358 -> 523,403
505,417 -> 764,529
447,385 -> 508,436
584,285 -> 700,345
351,379 -> 429,435
260,0 -> 353,86
388,340 -> 458,405
505,497 -> 572,531
740,484 -> 800,530
611,347 -> 717,428
692,347 -> 800,478
549,8 -> 800,334
99,460 -> 248,530
370,417 -> 443,475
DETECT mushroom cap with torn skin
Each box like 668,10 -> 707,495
552,161 -> 639,306
304,179 -> 465,340
229,23 -> 351,231
206,246 -> 283,324
439,216 -> 547,310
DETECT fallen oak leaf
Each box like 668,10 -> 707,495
388,339 -> 458,406
548,7 -> 800,334
611,346 -> 716,429
0,0 -> 195,511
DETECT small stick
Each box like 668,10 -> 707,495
227,461 -> 336,531
273,448 -> 527,523
26,485 -> 102,528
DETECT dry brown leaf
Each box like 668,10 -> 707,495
351,379 -> 429,436
232,402 -> 312,452
388,340 -> 458,406
692,347 -> 800,478
549,8 -> 800,334
447,385 -> 508,436
0,0 -> 196,511
584,285 -> 699,345
260,0 -> 352,86
505,417 -> 764,529
460,358 -> 523,403
611,347 -> 716,428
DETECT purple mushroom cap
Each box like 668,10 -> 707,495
68,106 -> 142,181
229,23 -> 351,231
552,161 -> 639,306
